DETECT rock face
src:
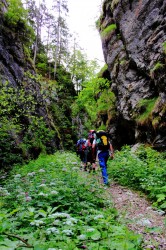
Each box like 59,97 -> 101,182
99,0 -> 166,149
0,1 -> 24,86
0,1 -> 63,166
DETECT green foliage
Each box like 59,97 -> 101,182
79,79 -> 99,122
71,100 -> 84,117
108,145 -> 166,210
5,0 -> 35,45
0,152 -> 142,249
97,124 -> 107,131
5,0 -> 27,27
72,76 -> 116,133
120,59 -> 127,65
0,81 -> 56,167
136,98 -> 158,124
37,66 -> 76,150
95,17 -> 101,30
152,116 -> 161,129
101,24 -> 117,38
0,63 -> 76,166
97,64 -> 108,78
68,49 -> 100,93
162,41 -> 166,54
36,62 -> 48,74
36,52 -> 49,75
23,44 -> 33,61
97,89 -> 116,114
150,62 -> 164,73
0,118 -> 23,167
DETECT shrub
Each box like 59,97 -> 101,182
108,145 -> 166,210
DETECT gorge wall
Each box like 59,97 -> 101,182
99,0 -> 166,149
0,0 -> 75,168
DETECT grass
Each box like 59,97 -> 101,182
136,98 -> 158,125
101,24 -> 117,38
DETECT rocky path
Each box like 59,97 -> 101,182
108,182 -> 166,250
81,164 -> 166,249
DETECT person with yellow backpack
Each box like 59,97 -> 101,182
92,130 -> 114,185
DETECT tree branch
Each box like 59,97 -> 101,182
4,233 -> 33,248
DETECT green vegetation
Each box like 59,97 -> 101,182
0,152 -> 143,249
0,81 -> 56,167
1,147 -> 165,249
101,24 -> 117,38
150,62 -> 164,73
5,0 -> 28,28
120,59 -> 127,65
97,64 -> 108,77
4,0 -> 35,45
97,90 -> 115,113
136,98 -> 158,125
108,145 -> 166,210
71,77 -> 116,132
0,68 -> 76,168
162,41 -> 166,54
1,0 -> 105,169
1,6 -> 165,245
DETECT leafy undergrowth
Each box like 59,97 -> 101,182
0,151 -> 142,250
108,145 -> 166,210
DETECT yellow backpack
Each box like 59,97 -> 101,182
96,131 -> 110,150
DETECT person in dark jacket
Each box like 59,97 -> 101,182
84,130 -> 97,172
76,138 -> 86,166
92,130 -> 114,185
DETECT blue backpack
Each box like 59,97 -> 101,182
77,139 -> 86,152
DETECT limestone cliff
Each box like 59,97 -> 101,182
99,0 -> 166,149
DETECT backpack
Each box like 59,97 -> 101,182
86,139 -> 93,154
96,131 -> 110,150
88,130 -> 96,144
77,138 -> 86,152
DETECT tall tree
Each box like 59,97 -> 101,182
51,0 -> 69,78
68,45 -> 100,94
25,0 -> 47,65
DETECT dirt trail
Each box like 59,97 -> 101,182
80,164 -> 166,249
108,182 -> 166,250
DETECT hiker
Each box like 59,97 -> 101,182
92,130 -> 114,185
76,138 -> 86,166
84,130 -> 97,172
